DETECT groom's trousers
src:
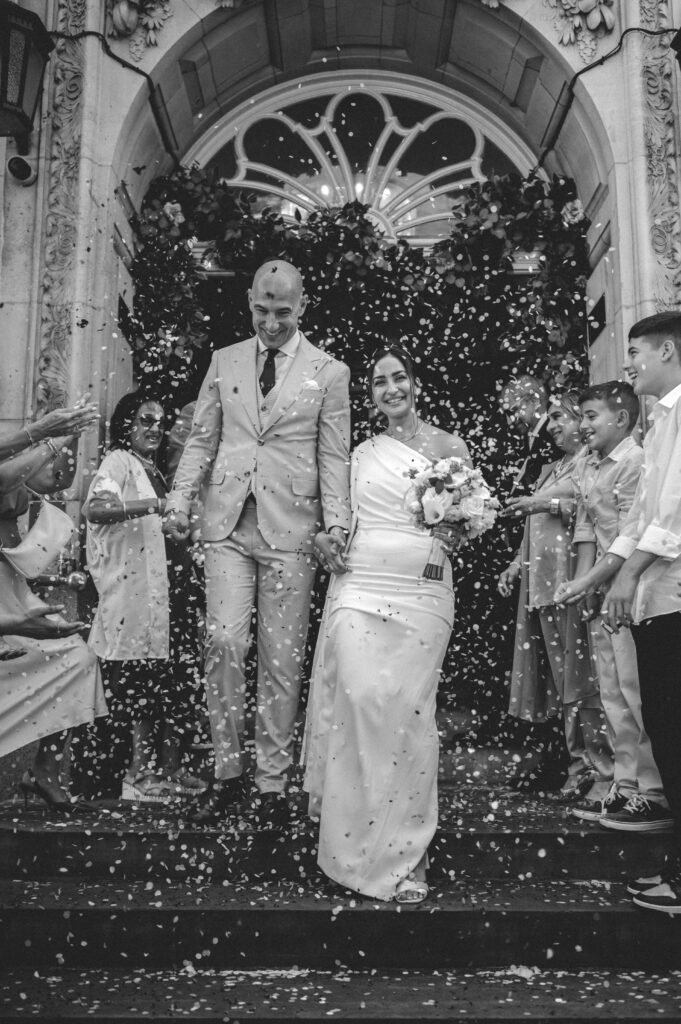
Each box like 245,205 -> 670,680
203,499 -> 317,793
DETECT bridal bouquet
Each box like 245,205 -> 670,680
405,457 -> 500,580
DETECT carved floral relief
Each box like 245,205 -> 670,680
36,1 -> 87,413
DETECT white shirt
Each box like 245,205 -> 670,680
609,381 -> 681,622
528,411 -> 548,450
256,330 -> 300,392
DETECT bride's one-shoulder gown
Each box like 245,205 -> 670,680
303,435 -> 455,900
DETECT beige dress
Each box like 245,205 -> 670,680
0,488 -> 107,758
508,454 -> 599,721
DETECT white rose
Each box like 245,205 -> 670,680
561,199 -> 584,227
163,201 -> 185,226
459,494 -> 485,520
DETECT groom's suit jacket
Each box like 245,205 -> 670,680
166,333 -> 351,551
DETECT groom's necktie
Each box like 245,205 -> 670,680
259,348 -> 278,397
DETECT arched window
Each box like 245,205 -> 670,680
191,74 -> 533,247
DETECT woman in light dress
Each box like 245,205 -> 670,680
498,391 -> 612,801
304,346 -> 470,903
0,419 -> 107,812
81,393 -> 205,803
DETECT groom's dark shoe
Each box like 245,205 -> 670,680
186,777 -> 245,825
254,791 -> 290,830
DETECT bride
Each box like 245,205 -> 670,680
303,346 -> 470,903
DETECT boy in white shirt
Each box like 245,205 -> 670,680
556,381 -> 668,828
554,312 -> 681,914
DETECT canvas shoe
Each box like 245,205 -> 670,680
571,784 -> 629,823
570,797 -> 604,822
600,793 -> 673,832
626,873 -> 667,897
632,869 -> 681,915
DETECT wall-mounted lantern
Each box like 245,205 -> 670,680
0,1 -> 54,150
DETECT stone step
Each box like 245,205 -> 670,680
2,966 -> 681,1021
0,796 -> 672,884
1,878 -> 679,971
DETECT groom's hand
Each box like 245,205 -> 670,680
314,528 -> 348,575
163,509 -> 190,543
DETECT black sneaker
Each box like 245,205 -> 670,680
626,873 -> 667,897
571,784 -> 628,822
599,794 -> 674,832
632,870 -> 681,915
570,798 -> 603,822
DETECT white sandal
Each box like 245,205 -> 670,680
395,876 -> 429,904
160,769 -> 208,796
121,771 -> 167,803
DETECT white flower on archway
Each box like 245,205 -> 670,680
196,77 -> 534,248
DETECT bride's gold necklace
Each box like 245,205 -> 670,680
386,416 -> 423,442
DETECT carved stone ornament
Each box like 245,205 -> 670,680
36,0 -> 87,414
639,0 -> 681,309
543,0 -> 616,62
106,0 -> 173,62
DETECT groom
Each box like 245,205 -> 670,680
164,260 -> 351,826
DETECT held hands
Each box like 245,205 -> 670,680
314,528 -> 348,575
497,560 -> 521,597
163,509 -> 190,543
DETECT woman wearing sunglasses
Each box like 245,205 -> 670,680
79,392 -> 205,803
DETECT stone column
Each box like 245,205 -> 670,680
638,0 -> 681,312
34,0 -> 124,520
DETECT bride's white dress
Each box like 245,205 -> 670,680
303,435 -> 455,900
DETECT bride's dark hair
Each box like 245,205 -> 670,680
368,345 -> 417,398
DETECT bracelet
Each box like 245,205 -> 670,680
121,501 -> 128,520
23,425 -> 36,446
44,439 -> 59,459
549,497 -> 561,516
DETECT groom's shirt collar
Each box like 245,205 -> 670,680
256,330 -> 301,361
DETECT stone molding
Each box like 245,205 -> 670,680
35,0 -> 87,413
639,0 -> 681,309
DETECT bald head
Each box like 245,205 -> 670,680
249,260 -> 308,349
252,260 -> 304,300
500,375 -> 547,436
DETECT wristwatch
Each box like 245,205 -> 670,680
549,497 -> 561,517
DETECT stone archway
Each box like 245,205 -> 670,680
107,0 -> 618,398
33,0 -> 665,497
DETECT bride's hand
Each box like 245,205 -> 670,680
314,531 -> 348,575
497,560 -> 521,597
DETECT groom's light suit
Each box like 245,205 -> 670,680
166,331 -> 351,792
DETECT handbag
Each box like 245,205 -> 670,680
0,498 -> 75,578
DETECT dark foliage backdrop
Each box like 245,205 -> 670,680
123,167 -> 593,727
